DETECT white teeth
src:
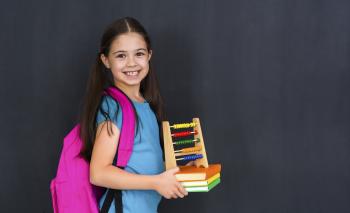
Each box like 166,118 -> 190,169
125,71 -> 138,76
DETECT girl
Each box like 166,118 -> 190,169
79,17 -> 188,213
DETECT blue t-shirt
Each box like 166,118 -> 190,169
95,95 -> 164,213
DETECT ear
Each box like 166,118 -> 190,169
100,54 -> 110,69
148,50 -> 152,61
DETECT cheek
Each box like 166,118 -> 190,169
136,58 -> 149,68
110,60 -> 126,70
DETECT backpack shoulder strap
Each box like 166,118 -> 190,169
103,86 -> 136,167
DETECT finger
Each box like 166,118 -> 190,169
173,187 -> 184,198
171,191 -> 179,199
169,167 -> 179,174
167,167 -> 179,176
185,161 -> 195,166
176,182 -> 188,196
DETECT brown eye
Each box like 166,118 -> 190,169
136,52 -> 145,56
116,54 -> 126,58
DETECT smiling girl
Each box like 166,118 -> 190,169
79,17 -> 187,213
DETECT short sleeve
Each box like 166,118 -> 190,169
95,95 -> 122,129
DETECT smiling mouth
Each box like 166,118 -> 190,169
123,70 -> 141,76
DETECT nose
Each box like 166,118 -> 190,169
126,55 -> 137,67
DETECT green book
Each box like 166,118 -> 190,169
185,178 -> 221,192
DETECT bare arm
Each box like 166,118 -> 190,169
90,121 -> 156,190
89,121 -> 188,198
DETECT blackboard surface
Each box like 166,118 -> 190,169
0,0 -> 349,212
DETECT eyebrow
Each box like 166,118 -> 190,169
112,48 -> 147,55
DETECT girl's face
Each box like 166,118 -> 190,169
101,32 -> 152,88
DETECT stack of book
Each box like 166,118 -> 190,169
175,164 -> 221,192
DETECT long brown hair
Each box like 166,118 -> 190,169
79,17 -> 164,161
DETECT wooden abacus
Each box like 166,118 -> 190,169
162,118 -> 209,170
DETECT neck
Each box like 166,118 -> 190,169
114,82 -> 144,102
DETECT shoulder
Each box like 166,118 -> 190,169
96,95 -> 121,127
100,95 -> 120,111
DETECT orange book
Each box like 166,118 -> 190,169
175,164 -> 221,181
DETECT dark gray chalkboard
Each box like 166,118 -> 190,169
0,0 -> 349,212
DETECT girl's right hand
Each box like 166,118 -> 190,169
154,167 -> 188,199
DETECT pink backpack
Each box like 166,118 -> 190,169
50,86 -> 136,213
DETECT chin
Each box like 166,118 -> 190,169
119,79 -> 143,87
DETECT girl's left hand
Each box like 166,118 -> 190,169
154,167 -> 188,199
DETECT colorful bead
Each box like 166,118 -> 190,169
171,122 -> 196,129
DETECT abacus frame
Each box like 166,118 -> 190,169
162,118 -> 209,170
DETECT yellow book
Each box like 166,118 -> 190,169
180,173 -> 220,187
